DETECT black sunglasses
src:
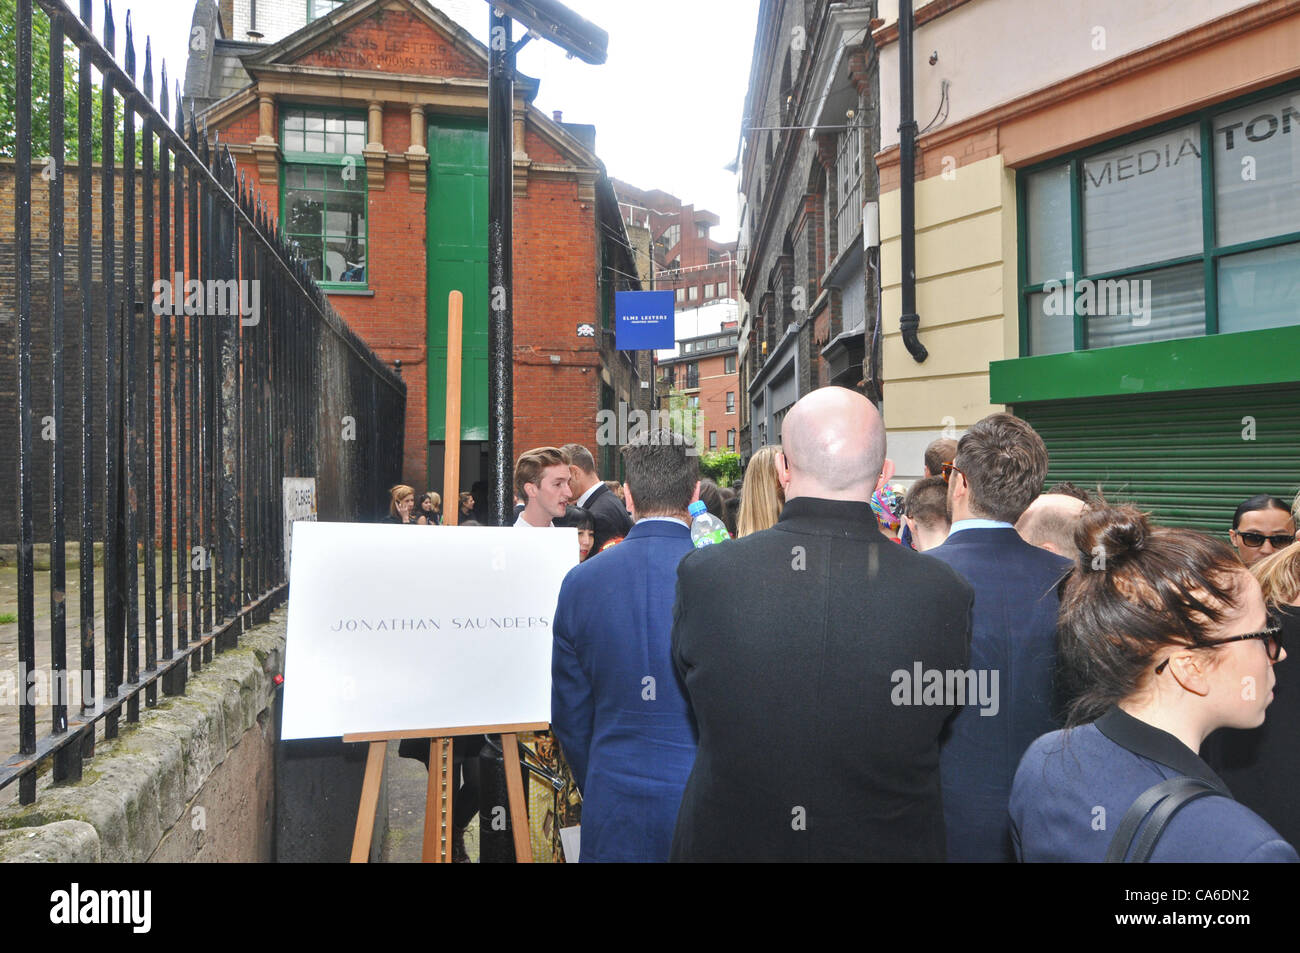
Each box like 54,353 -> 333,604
1155,621 -> 1284,674
1235,530 -> 1296,549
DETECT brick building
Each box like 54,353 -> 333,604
183,0 -> 652,493
612,179 -> 739,312
655,323 -> 741,455
737,1 -> 878,457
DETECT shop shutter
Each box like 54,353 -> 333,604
1014,384 -> 1300,534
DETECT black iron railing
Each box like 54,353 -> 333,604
2,0 -> 406,804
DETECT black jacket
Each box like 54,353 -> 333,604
669,496 -> 974,861
580,482 -> 633,552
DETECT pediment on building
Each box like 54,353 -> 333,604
241,0 -> 488,78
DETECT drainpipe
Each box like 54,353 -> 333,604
899,0 -> 928,362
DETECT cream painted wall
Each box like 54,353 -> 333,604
875,0 -> 1260,151
879,153 -> 1014,460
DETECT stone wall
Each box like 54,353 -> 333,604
0,611 -> 287,863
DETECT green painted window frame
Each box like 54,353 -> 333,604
279,103 -> 369,290
306,0 -> 347,23
1016,77 -> 1300,357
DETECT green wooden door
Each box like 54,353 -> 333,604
427,118 -> 489,441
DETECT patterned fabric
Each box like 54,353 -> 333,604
870,482 -> 905,533
519,731 -> 582,863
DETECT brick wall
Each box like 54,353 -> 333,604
203,7 -> 631,491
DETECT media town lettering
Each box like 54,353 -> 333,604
1084,136 -> 1200,190
328,616 -> 550,631
1217,104 -> 1300,151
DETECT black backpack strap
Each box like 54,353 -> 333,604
1105,776 -> 1221,863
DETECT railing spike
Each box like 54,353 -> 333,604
143,39 -> 153,102
160,62 -> 169,122
124,12 -> 135,80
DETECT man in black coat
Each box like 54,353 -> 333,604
669,387 -> 974,861
925,413 -> 1073,862
562,443 -> 632,552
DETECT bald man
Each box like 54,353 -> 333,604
1015,493 -> 1088,557
669,386 -> 974,861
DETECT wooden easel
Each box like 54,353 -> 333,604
345,723 -> 548,862
346,291 -> 545,863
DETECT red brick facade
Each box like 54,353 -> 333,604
206,2 -> 642,491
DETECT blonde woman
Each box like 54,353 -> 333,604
1203,499 -> 1300,850
384,484 -> 415,524
737,445 -> 785,537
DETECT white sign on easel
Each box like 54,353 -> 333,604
280,520 -> 578,740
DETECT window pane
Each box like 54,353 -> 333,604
303,167 -> 325,188
1085,263 -> 1205,349
1082,126 -> 1202,274
1026,164 -> 1071,284
1214,92 -> 1300,247
1218,242 -> 1300,333
326,238 -> 366,283
305,112 -> 325,132
305,130 -> 325,152
292,235 -> 323,281
326,190 -> 366,239
347,118 -> 365,138
285,188 -> 323,235
325,130 -> 345,153
283,129 -> 304,152
1026,292 -> 1074,356
285,111 -> 304,131
346,132 -> 365,154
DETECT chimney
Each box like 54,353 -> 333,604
552,110 -> 563,122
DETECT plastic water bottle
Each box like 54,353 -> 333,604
689,500 -> 730,548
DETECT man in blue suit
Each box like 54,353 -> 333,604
551,430 -> 701,862
925,413 -> 1074,862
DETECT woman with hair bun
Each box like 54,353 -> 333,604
1010,503 -> 1297,862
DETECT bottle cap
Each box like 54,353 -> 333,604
688,500 -> 707,517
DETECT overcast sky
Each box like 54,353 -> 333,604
76,0 -> 759,236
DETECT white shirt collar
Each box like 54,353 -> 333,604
638,516 -> 690,528
947,518 -> 1014,535
514,511 -> 553,528
575,482 -> 600,508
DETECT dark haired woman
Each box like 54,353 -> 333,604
1009,503 -> 1296,862
554,504 -> 596,562
1203,526 -> 1300,850
1229,494 -> 1295,568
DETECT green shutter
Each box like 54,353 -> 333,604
427,118 -> 489,441
1016,385 -> 1300,534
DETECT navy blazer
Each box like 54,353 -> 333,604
551,518 -> 698,862
580,481 -> 634,552
925,526 -> 1073,862
1011,706 -> 1298,862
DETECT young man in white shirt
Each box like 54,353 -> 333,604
514,446 -> 573,527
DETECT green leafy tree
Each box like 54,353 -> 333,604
0,0 -> 147,165
701,450 -> 742,488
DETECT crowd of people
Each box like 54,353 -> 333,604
379,385 -> 1299,863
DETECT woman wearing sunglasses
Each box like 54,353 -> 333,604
1229,494 -> 1296,568
1203,530 -> 1300,851
1010,502 -> 1296,862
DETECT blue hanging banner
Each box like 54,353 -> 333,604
615,290 -> 675,350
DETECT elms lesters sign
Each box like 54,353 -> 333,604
615,290 -> 675,350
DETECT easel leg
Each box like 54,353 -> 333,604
500,732 -> 533,863
349,741 -> 388,863
421,738 -> 454,863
